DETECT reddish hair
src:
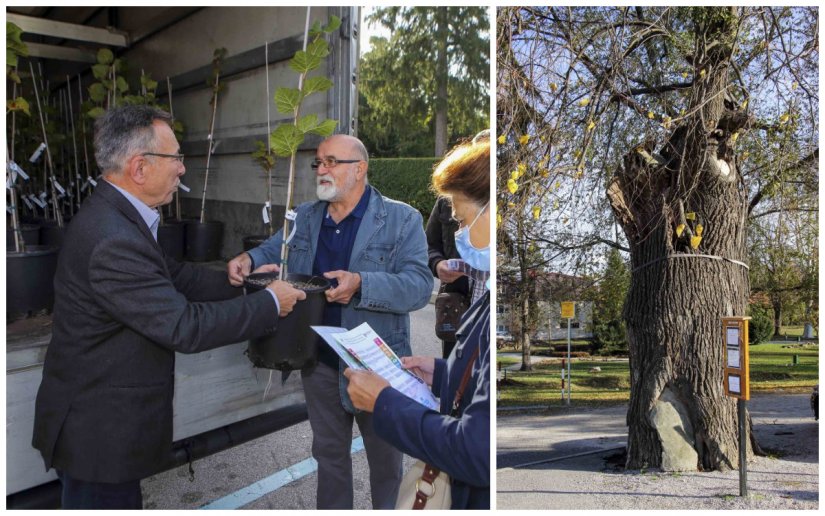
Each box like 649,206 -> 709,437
431,139 -> 490,206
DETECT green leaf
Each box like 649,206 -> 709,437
308,20 -> 323,39
87,106 -> 106,119
7,97 -> 30,116
296,113 -> 319,133
308,118 -> 338,137
323,15 -> 342,34
7,48 -> 17,69
274,87 -> 302,114
97,48 -> 114,65
302,76 -> 334,97
8,68 -> 21,84
116,76 -> 129,93
289,49 -> 322,74
306,38 -> 330,60
88,83 -> 106,103
92,64 -> 109,81
270,124 -> 304,157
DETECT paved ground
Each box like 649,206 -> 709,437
141,297 -> 441,509
497,393 -> 818,510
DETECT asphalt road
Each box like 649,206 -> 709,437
141,298 -> 441,510
497,393 -> 819,510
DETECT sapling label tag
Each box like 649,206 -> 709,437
6,170 -> 16,189
29,142 -> 47,163
6,206 -> 12,214
52,178 -> 66,195
9,161 -> 29,181
22,196 -> 34,210
31,194 -> 47,209
262,201 -> 271,223
88,176 -> 98,187
178,183 -> 190,193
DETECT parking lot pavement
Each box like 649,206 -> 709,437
142,301 -> 440,509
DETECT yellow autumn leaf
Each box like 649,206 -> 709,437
578,97 -> 590,107
682,71 -> 689,79
554,181 -> 561,190
507,202 -> 515,208
553,200 -> 559,209
550,82 -> 558,92
695,223 -> 704,237
540,169 -> 549,178
539,155 -> 548,168
576,167 -> 584,179
497,135 -> 506,145
779,113 -> 790,124
742,151 -> 750,161
685,212 -> 696,221
690,235 -> 702,249
496,213 -> 502,227
517,162 -> 526,175
730,132 -> 739,143
587,120 -> 596,131
792,81 -> 798,90
519,134 -> 530,145
676,223 -> 686,237
680,108 -> 686,117
741,99 -> 748,110
662,116 -> 672,129
574,149 -> 582,159
647,111 -> 655,119
507,178 -> 518,194
532,206 -> 541,220
510,170 -> 519,180
699,69 -> 707,78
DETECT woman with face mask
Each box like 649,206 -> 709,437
344,136 -> 490,509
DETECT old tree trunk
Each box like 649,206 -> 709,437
607,8 -> 759,471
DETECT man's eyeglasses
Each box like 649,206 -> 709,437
142,152 -> 185,164
310,157 -> 361,170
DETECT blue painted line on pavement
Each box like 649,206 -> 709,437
200,437 -> 365,510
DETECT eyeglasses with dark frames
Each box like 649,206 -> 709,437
310,157 -> 362,170
142,152 -> 185,164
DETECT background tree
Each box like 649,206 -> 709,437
359,7 -> 489,157
589,248 -> 631,355
497,6 -> 818,471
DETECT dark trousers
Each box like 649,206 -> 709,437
58,470 -> 142,509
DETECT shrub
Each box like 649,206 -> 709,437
748,304 -> 774,345
368,158 -> 439,220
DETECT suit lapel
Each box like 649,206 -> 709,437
349,186 -> 386,270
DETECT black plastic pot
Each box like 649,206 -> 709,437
40,219 -> 69,248
158,220 -> 186,261
6,224 -> 41,249
184,220 -> 224,262
244,272 -> 331,371
243,234 -> 270,252
7,245 -> 59,319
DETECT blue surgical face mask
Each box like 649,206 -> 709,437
454,202 -> 490,272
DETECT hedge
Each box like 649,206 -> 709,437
368,157 -> 440,221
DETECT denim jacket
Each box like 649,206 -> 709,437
247,186 -> 434,411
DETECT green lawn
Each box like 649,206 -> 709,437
497,341 -> 819,407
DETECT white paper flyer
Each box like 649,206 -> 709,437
312,323 -> 440,410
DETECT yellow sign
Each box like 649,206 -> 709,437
723,317 -> 751,400
561,301 -> 575,319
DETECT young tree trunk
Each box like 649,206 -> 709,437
772,298 -> 783,337
607,7 -> 756,471
434,7 -> 449,157
519,294 -> 532,371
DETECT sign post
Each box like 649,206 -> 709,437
722,316 -> 751,497
561,301 -> 575,405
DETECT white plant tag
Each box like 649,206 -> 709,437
10,161 -> 29,180
22,196 -> 34,210
52,178 -> 66,195
88,176 -> 98,187
29,142 -> 47,163
262,201 -> 271,223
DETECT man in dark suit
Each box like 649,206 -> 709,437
31,105 -> 306,509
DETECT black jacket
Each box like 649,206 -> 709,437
32,180 -> 279,483
425,197 -> 469,295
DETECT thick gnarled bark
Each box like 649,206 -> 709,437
607,8 -> 757,471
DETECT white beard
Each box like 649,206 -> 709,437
316,172 -> 356,202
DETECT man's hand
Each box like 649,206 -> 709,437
266,280 -> 307,317
227,253 -> 252,286
253,263 -> 280,275
323,270 -> 361,304
436,260 -> 464,284
401,356 -> 436,386
343,368 -> 390,413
